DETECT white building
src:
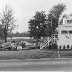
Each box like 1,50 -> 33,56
57,15 -> 72,49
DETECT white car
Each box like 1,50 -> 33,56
2,42 -> 17,50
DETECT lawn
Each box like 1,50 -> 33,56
0,49 -> 71,60
0,49 -> 52,59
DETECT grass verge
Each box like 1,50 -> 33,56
0,49 -> 71,59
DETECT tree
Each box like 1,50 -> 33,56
28,11 -> 47,44
0,25 -> 4,39
47,3 -> 66,36
0,5 -> 16,42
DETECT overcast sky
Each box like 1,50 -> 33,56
0,0 -> 72,33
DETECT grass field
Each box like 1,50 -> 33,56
0,49 -> 71,59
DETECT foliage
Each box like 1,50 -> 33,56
47,3 -> 66,37
0,5 -> 16,42
28,11 -> 47,40
28,3 -> 66,38
8,32 -> 29,37
0,25 -> 4,38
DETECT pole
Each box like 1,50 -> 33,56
51,18 -> 52,35
56,35 -> 60,58
58,45 -> 60,58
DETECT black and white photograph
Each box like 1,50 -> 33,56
0,0 -> 72,71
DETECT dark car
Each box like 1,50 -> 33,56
29,45 -> 40,50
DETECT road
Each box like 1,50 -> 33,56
0,58 -> 72,71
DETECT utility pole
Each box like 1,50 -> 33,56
51,18 -> 52,36
51,15 -> 60,58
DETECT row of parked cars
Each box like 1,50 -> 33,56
21,41 -> 40,50
0,40 -> 40,51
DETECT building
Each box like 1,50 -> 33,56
57,15 -> 72,49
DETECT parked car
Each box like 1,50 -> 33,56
29,45 -> 40,50
2,42 -> 17,50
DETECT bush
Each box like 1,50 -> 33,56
51,44 -> 58,50
43,44 -> 58,50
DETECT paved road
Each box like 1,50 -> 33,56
0,58 -> 72,71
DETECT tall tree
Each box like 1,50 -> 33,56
47,3 -> 66,36
0,25 -> 4,39
28,11 -> 47,44
0,5 -> 16,42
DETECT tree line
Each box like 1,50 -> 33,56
8,32 -> 29,37
28,3 -> 66,43
0,3 -> 67,43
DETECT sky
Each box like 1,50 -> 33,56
0,0 -> 72,33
